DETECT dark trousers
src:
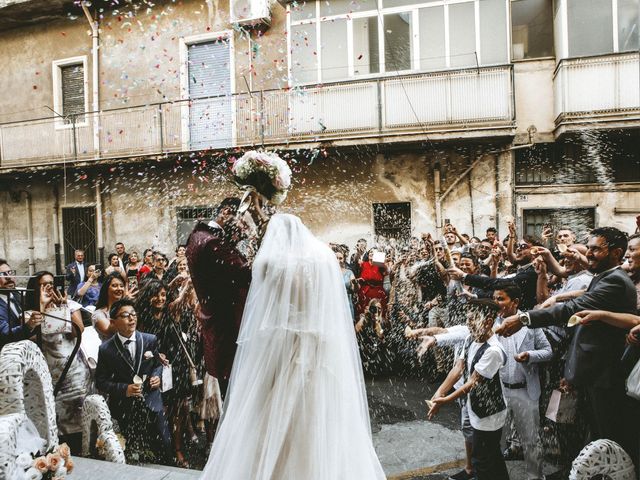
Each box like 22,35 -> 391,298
587,385 -> 640,472
472,427 -> 510,480
118,401 -> 172,462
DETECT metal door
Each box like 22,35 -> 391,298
188,39 -> 233,149
373,202 -> 412,241
62,207 -> 97,265
523,208 -> 596,244
176,206 -> 214,245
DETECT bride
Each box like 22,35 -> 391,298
200,213 -> 386,479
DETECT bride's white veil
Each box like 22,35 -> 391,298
200,214 -> 385,480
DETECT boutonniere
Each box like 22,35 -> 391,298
143,351 -> 154,360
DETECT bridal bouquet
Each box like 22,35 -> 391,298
232,150 -> 292,205
15,443 -> 74,479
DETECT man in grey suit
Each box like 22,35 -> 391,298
493,284 -> 552,480
496,227 -> 638,469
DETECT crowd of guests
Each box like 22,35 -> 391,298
334,218 -> 640,480
0,242 -> 217,468
1,214 -> 640,479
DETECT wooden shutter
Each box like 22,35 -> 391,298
61,64 -> 85,117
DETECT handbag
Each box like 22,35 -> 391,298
626,357 -> 640,400
545,389 -> 578,424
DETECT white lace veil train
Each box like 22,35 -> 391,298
200,214 -> 385,479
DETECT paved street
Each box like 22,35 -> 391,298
72,374 -> 561,479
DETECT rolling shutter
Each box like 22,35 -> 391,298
188,39 -> 233,149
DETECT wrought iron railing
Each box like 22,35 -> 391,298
0,64 -> 514,169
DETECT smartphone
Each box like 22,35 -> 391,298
128,276 -> 138,291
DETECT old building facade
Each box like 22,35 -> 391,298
0,0 -> 638,274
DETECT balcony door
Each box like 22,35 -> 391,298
187,37 -> 233,150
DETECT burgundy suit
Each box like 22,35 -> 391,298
186,222 -> 251,383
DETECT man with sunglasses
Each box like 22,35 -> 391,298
0,259 -> 41,350
496,227 -> 638,472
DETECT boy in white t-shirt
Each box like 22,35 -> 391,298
428,298 -> 509,480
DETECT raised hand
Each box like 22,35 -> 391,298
494,314 -> 524,337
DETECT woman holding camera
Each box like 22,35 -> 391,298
74,264 -> 103,308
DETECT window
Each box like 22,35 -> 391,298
52,56 -> 88,125
567,0 -> 613,57
373,202 -> 412,241
353,17 -> 380,75
522,208 -> 595,241
176,207 -> 214,244
321,19 -> 349,81
618,0 -> 640,51
419,6 -> 446,70
449,2 -> 476,68
383,13 -> 412,71
290,24 -> 318,84
288,0 -> 510,84
511,0 -> 554,60
515,134 -> 640,185
557,0 -> 639,58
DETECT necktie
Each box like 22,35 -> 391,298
8,293 -> 21,323
123,339 -> 134,364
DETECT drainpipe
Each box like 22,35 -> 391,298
434,164 -> 442,235
53,185 -> 62,276
82,2 -> 100,158
95,176 -> 105,267
14,191 -> 36,275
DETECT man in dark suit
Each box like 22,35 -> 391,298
0,259 -> 41,350
496,227 -> 638,468
95,298 -> 171,462
65,249 -> 86,296
186,197 -> 252,397
115,242 -> 129,270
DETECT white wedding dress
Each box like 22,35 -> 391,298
200,214 -> 386,480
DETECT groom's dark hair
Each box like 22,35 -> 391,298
213,197 -> 241,218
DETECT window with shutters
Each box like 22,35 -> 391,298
52,56 -> 88,127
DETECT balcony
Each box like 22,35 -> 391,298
554,52 -> 640,134
0,65 -> 514,170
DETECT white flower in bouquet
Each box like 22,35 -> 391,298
231,150 -> 292,205
24,467 -> 43,480
55,464 -> 68,477
16,452 -> 33,470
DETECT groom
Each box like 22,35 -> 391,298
186,197 -> 253,396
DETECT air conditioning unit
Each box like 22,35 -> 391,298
231,0 -> 271,31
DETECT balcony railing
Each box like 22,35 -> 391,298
554,52 -> 640,124
0,65 -> 514,169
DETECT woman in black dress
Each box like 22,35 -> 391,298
135,278 -> 193,467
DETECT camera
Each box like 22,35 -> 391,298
369,305 -> 378,315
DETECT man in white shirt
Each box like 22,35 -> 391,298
428,299 -> 509,480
